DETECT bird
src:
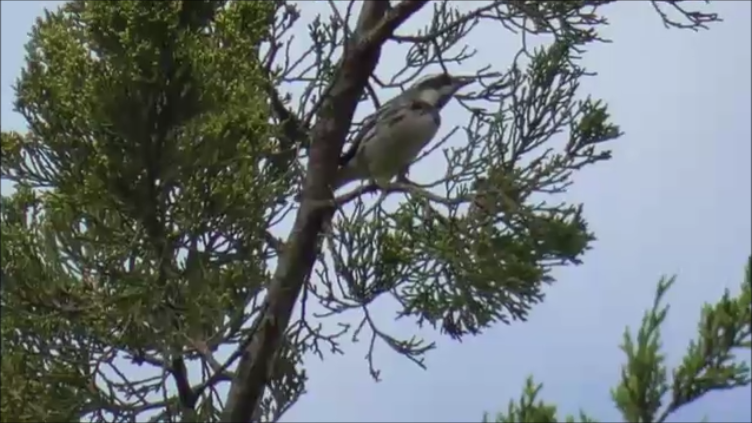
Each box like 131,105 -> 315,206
332,72 -> 473,192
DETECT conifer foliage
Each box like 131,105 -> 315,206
1,1 -> 736,422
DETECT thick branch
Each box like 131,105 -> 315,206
171,357 -> 197,413
353,1 -> 392,43
220,2 -> 430,422
361,0 -> 430,47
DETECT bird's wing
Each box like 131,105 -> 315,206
339,98 -> 409,166
339,113 -> 376,166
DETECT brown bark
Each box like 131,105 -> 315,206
220,2 -> 430,422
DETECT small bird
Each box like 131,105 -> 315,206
333,73 -> 473,191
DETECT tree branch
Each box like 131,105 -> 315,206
391,1 -> 502,44
220,2 -> 430,421
360,0 -> 431,48
171,357 -> 198,415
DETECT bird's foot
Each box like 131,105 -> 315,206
395,171 -> 411,184
372,177 -> 392,192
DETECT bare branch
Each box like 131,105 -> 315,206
391,1 -> 502,43
221,2 -> 433,419
171,357 -> 198,415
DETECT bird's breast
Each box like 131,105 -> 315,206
362,108 -> 441,178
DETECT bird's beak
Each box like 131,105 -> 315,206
453,76 -> 475,90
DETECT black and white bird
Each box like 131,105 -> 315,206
333,73 -> 473,191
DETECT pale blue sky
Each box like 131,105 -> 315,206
2,2 -> 750,422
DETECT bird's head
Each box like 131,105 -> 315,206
408,73 -> 474,109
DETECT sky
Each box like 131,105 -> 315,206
2,1 -> 750,422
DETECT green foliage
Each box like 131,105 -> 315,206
1,1 -> 280,421
0,0 -> 725,421
483,377 -> 598,423
321,36 -> 615,367
487,259 -> 751,423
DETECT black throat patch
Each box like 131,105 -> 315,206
410,100 -> 441,126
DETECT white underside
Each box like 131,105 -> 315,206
334,111 -> 439,190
